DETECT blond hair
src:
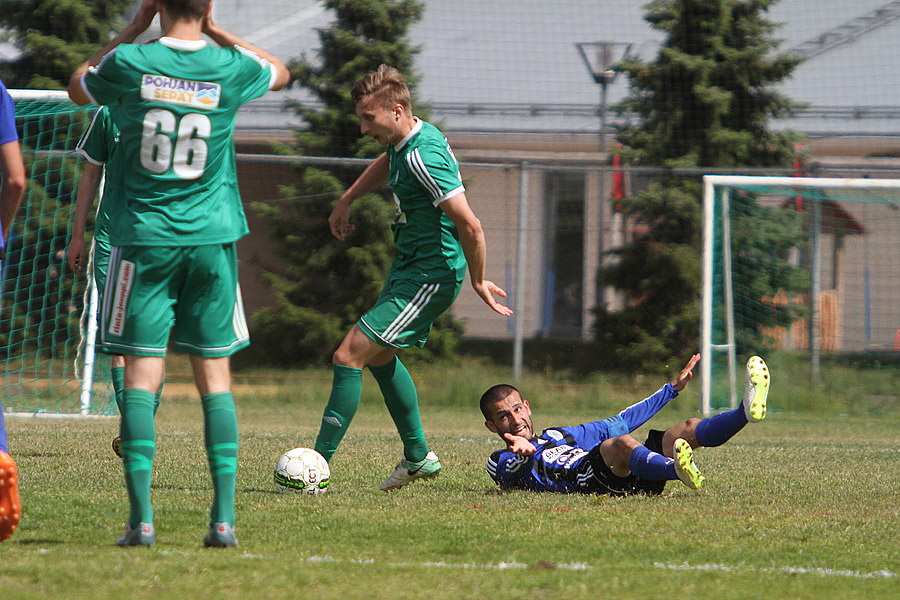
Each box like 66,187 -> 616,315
351,65 -> 412,112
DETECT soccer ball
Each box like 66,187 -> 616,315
273,447 -> 330,495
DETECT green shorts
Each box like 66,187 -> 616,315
100,243 -> 249,358
358,277 -> 462,349
91,222 -> 111,307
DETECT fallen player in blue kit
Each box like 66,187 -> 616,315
480,354 -> 769,495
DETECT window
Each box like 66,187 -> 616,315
543,172 -> 585,337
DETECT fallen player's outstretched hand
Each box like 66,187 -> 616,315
503,432 -> 535,456
672,353 -> 701,392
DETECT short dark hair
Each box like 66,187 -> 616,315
479,384 -> 519,420
158,0 -> 210,20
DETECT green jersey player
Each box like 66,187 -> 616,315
68,106 -> 162,458
314,65 -> 513,490
68,0 -> 289,548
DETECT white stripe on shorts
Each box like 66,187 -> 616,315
382,282 -> 440,343
232,284 -> 249,342
99,246 -> 119,341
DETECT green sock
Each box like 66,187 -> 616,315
114,368 -> 161,415
202,392 -> 238,527
314,365 -> 363,463
111,366 -> 125,414
154,375 -> 165,416
369,357 -> 428,462
120,388 -> 156,528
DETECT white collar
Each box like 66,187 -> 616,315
158,37 -> 208,51
394,117 -> 423,151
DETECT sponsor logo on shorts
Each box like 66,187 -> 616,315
140,75 -> 221,109
108,260 -> 135,337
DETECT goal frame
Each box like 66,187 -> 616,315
701,175 -> 900,414
3,90 -> 112,419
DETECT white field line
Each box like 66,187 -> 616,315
654,561 -> 897,579
152,549 -> 897,580
255,554 -> 898,579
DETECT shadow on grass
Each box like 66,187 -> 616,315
15,538 -> 66,545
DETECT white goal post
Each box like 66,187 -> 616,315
2,90 -> 114,418
701,175 -> 900,415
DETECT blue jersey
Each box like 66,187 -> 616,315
487,384 -> 678,493
0,79 -> 18,252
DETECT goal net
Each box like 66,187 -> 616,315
2,90 -> 114,417
701,175 -> 900,414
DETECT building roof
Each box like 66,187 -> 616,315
210,1 -> 900,137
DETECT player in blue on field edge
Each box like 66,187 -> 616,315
482,354 -> 770,495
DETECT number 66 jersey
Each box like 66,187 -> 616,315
79,36 -> 277,247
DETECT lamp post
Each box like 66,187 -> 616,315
576,41 -> 632,322
575,41 -> 633,153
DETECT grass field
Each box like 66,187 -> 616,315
2,359 -> 900,599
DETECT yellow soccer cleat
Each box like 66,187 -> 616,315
673,438 -> 704,490
744,356 -> 770,423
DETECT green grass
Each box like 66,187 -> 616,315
3,360 -> 900,599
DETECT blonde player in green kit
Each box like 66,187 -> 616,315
68,0 -> 289,548
315,65 -> 513,490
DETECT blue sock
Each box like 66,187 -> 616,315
628,445 -> 677,480
694,407 -> 748,447
617,384 -> 678,432
0,396 -> 7,453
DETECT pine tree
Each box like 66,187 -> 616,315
0,0 -> 134,88
0,0 -> 129,355
595,0 -> 807,369
252,0 -> 462,365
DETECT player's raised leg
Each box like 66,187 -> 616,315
666,356 -> 770,452
313,326 -> 370,463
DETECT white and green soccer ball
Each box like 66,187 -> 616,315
273,447 -> 330,495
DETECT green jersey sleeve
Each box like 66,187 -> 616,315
230,46 -> 277,103
84,49 -> 132,107
76,107 -> 116,165
405,141 -> 465,206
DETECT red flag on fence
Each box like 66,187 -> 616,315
612,145 -> 625,210
793,144 -> 804,212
